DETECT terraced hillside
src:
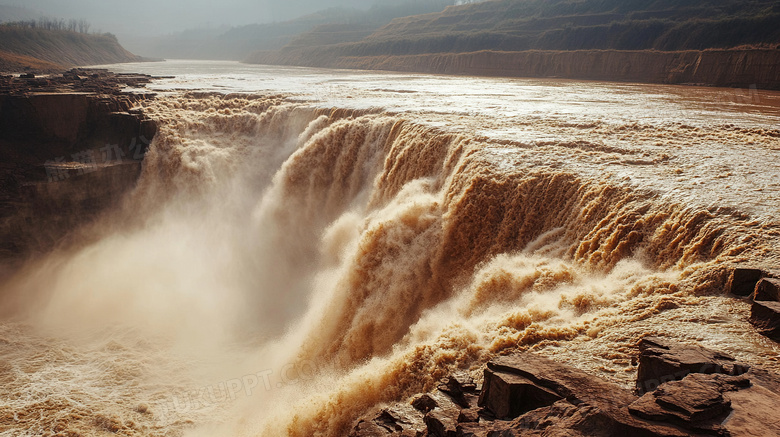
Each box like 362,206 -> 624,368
346,0 -> 780,55
246,0 -> 780,88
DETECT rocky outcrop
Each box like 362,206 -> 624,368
750,301 -> 780,341
632,337 -> 780,436
248,48 -> 780,90
723,270 -> 780,341
629,374 -> 752,435
726,268 -> 767,297
350,339 -> 780,436
351,402 -> 427,436
478,368 -> 562,420
635,337 -> 750,393
753,278 -> 780,302
721,269 -> 780,341
0,69 -> 156,270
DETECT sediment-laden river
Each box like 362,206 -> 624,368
1,60 -> 779,436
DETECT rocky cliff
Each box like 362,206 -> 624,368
249,48 -> 780,89
0,70 -> 156,275
351,335 -> 780,436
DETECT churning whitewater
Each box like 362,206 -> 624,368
1,64 -> 780,436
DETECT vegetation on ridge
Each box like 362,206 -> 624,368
0,19 -> 141,71
247,0 -> 780,62
0,21 -> 140,70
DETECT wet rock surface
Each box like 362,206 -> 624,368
350,339 -> 780,437
0,69 -> 157,270
722,269 -> 780,342
0,68 -> 156,96
750,301 -> 780,341
478,369 -> 562,420
636,336 -> 750,393
753,278 -> 780,302
726,268 -> 766,297
629,373 -> 748,433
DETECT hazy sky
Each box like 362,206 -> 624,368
2,0 -> 370,36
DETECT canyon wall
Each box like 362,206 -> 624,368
248,48 -> 780,89
0,71 -> 156,271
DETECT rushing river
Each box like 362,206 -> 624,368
1,60 -> 779,436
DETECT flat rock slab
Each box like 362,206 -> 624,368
724,380 -> 780,437
350,402 -> 426,436
630,372 -> 780,436
636,337 -> 750,393
629,374 -> 746,431
486,353 -> 689,436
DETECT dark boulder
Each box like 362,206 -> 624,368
500,400 -> 612,437
457,408 -> 480,424
484,353 -> 688,436
636,337 -> 750,393
422,391 -> 462,437
411,393 -> 438,413
350,403 -> 426,436
438,371 -> 478,397
424,410 -> 458,437
726,268 -> 765,296
753,278 -> 780,302
350,420 -> 395,436
750,300 -> 780,340
629,374 -> 748,432
478,369 -> 562,419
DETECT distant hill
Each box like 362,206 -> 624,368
127,0 -> 453,61
245,0 -> 780,89
279,1 -> 454,52
125,8 -> 357,61
249,0 -> 780,63
0,24 -> 142,71
348,0 -> 780,54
